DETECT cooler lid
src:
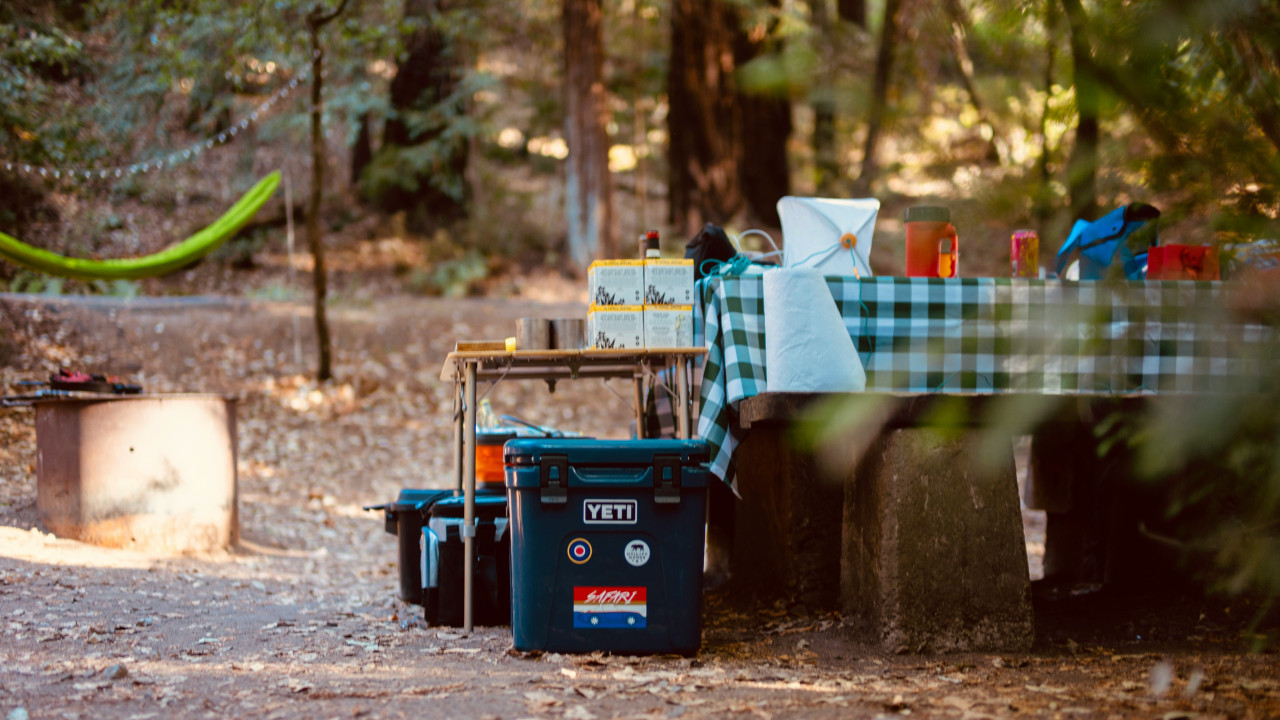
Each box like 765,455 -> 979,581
430,494 -> 509,518
390,488 -> 454,511
503,438 -> 709,490
434,494 -> 508,508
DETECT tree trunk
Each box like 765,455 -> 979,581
668,0 -> 745,236
378,0 -> 468,235
668,0 -> 790,233
1062,0 -> 1099,221
944,0 -> 1001,163
351,111 -> 373,188
838,0 -> 866,26
306,1 -> 348,382
737,87 -> 791,227
563,0 -> 616,267
1033,0 -> 1058,236
811,0 -> 839,195
852,0 -> 902,196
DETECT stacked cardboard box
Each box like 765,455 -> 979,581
588,256 -> 695,349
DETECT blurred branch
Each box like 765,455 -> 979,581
308,0 -> 351,28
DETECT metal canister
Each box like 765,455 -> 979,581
551,318 -> 586,350
515,318 -> 551,350
1011,230 -> 1039,278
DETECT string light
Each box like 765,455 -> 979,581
1,68 -> 310,181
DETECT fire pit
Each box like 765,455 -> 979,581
34,394 -> 238,553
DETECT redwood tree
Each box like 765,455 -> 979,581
668,0 -> 790,234
852,0 -> 902,196
1062,0 -> 1099,222
564,0 -> 617,266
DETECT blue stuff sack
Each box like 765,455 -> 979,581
1055,203 -> 1160,279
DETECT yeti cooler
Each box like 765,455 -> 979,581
504,438 -> 710,655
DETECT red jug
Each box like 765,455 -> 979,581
905,206 -> 959,278
1147,244 -> 1219,281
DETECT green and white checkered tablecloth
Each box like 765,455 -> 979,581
695,274 -> 1272,484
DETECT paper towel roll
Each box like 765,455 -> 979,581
764,268 -> 866,392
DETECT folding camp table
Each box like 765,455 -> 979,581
438,347 -> 706,632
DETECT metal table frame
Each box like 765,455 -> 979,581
439,347 -> 706,632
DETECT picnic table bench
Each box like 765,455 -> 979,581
695,274 -> 1270,652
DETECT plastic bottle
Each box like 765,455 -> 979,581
640,230 -> 660,259
477,398 -> 499,428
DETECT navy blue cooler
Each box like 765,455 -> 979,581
504,439 -> 709,655
422,494 -> 511,627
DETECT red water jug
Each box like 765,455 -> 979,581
1147,244 -> 1219,281
905,206 -> 959,278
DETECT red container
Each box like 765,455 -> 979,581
1147,245 -> 1220,281
477,430 -> 518,485
1011,230 -> 1039,278
905,206 -> 959,278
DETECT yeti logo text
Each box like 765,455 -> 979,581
583,499 -> 638,524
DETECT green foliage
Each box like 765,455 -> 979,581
408,248 -> 488,298
361,72 -> 496,204
0,13 -> 96,168
1,269 -> 64,296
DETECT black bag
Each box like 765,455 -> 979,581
684,223 -> 737,280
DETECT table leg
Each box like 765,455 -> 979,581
453,380 -> 464,494
674,357 -> 690,440
463,360 -> 478,633
633,372 -> 646,439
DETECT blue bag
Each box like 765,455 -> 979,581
1055,203 -> 1160,279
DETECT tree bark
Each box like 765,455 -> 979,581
668,0 -> 790,233
735,6 -> 790,227
737,83 -> 791,227
1032,0 -> 1058,235
811,0 -> 839,195
306,0 -> 348,382
944,0 -> 1000,163
563,0 -> 616,267
378,0 -> 468,234
852,0 -> 902,196
351,111 -> 373,188
668,0 -> 744,235
837,0 -> 866,27
1062,0 -> 1099,221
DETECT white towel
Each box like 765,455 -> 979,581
763,268 -> 866,392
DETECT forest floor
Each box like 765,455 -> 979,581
2,244 -> 1279,719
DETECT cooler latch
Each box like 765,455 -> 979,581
654,454 -> 681,504
539,454 -> 569,504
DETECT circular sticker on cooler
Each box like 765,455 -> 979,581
567,538 -> 592,565
623,539 -> 651,567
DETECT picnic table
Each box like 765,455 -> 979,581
695,273 -> 1271,651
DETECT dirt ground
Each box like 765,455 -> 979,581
2,288 -> 1279,720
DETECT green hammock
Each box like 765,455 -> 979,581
0,171 -> 281,281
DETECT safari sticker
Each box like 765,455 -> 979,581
573,586 -> 647,628
567,538 -> 592,565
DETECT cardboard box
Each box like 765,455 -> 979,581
644,305 -> 695,349
588,305 -> 644,349
644,259 -> 695,306
588,260 -> 645,307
